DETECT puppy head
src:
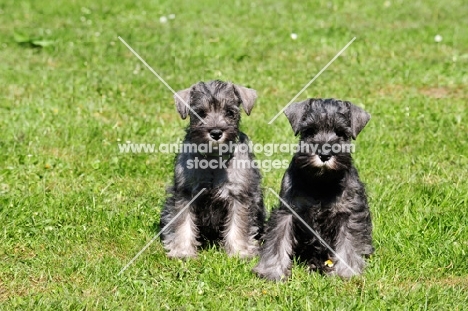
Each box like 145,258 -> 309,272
174,80 -> 257,144
284,98 -> 370,173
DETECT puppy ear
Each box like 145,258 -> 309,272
174,88 -> 191,119
347,102 -> 371,139
233,85 -> 257,116
284,101 -> 306,136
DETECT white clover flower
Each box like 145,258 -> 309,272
290,33 -> 298,40
81,7 -> 91,14
434,35 -> 443,42
160,16 -> 168,23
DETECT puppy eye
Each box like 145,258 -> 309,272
301,128 -> 316,137
195,110 -> 206,118
335,130 -> 347,138
226,110 -> 236,118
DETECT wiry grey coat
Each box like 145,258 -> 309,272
160,80 -> 265,258
254,98 -> 373,280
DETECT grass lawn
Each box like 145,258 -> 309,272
1,0 -> 467,309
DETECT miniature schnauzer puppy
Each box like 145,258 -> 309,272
160,80 -> 265,259
254,98 -> 373,280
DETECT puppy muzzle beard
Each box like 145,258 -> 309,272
190,126 -> 237,143
215,127 -> 239,143
315,154 -> 335,167
189,126 -> 240,158
310,154 -> 337,174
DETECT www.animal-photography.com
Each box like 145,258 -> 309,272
1,0 -> 467,309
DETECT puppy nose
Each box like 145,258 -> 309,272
209,129 -> 223,141
319,154 -> 332,162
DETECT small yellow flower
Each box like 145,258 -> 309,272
324,259 -> 334,267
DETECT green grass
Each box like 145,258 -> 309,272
1,0 -> 467,309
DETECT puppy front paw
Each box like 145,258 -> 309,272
225,241 -> 259,259
163,237 -> 198,259
167,247 -> 198,259
253,264 -> 290,281
327,256 -> 364,278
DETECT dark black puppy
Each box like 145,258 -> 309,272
254,98 -> 373,280
160,80 -> 265,258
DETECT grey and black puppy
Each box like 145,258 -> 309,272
254,98 -> 373,280
160,80 -> 265,259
